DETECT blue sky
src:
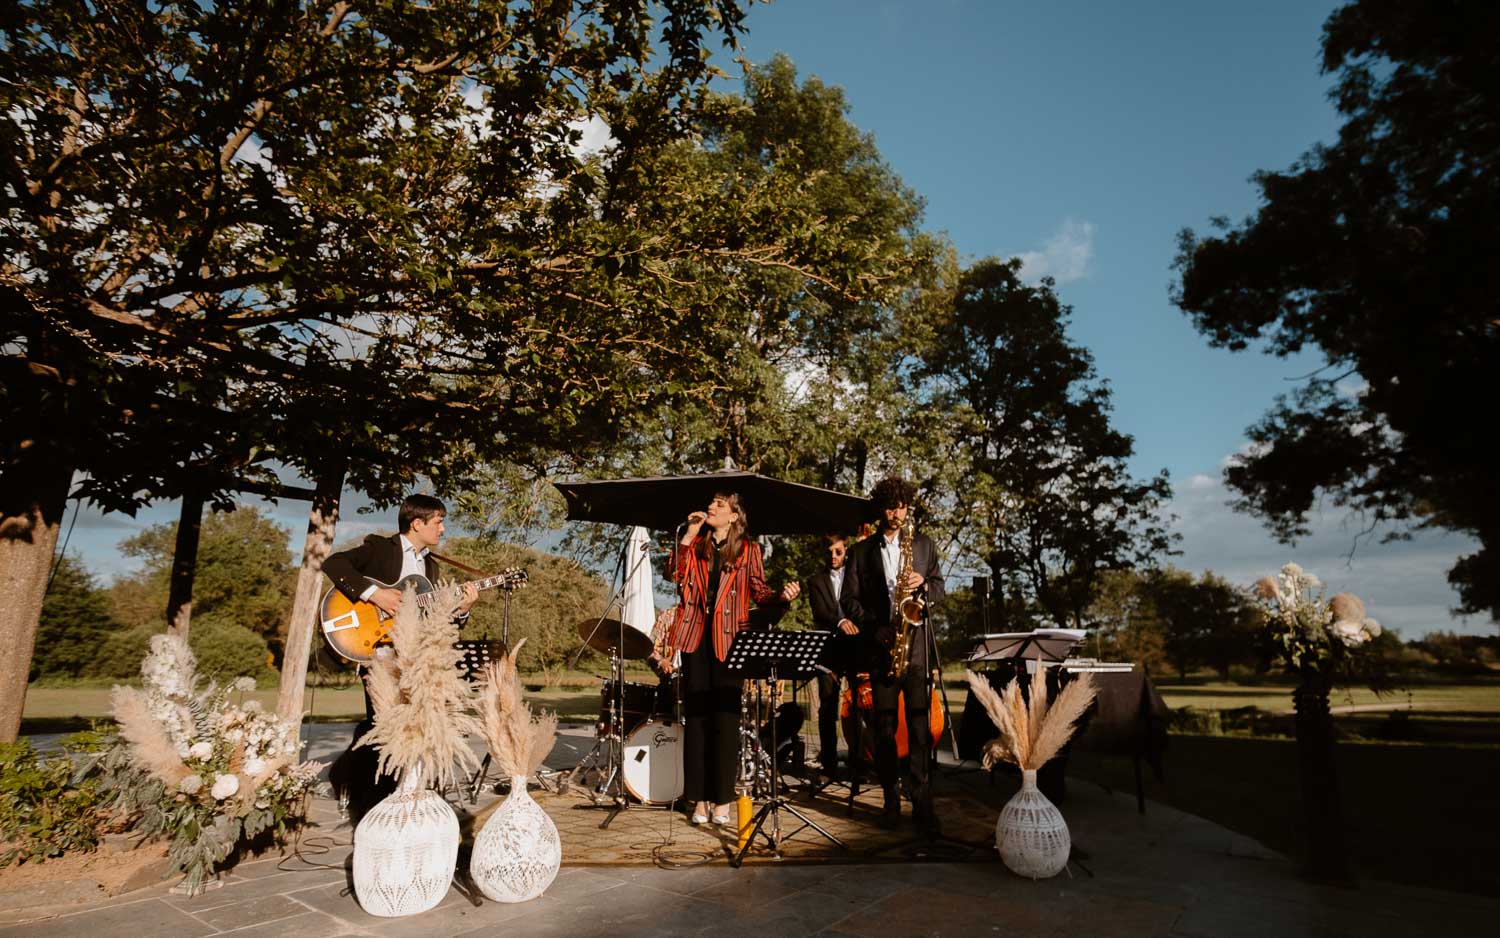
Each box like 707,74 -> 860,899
61,0 -> 1492,638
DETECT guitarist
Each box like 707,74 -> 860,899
324,493 -> 481,824
322,493 -> 480,632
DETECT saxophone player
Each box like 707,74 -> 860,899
843,476 -> 946,833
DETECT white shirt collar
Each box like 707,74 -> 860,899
399,534 -> 430,561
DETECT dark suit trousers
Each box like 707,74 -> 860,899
872,665 -> 933,818
681,640 -> 741,805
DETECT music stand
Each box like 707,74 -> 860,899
724,629 -> 846,866
454,640 -> 506,803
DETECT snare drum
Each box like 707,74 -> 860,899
598,679 -> 666,733
622,718 -> 684,804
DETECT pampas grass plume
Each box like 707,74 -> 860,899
969,667 -> 1098,771
357,585 -> 481,788
111,686 -> 190,786
477,638 -> 559,779
1027,671 -> 1096,769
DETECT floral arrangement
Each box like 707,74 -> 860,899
358,586 -> 482,789
966,666 -> 1097,771
475,638 -> 557,781
93,633 -> 324,892
1253,562 -> 1382,672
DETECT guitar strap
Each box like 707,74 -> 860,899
425,549 -> 496,580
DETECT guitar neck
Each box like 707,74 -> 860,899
413,569 -> 524,606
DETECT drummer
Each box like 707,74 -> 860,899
651,492 -> 799,826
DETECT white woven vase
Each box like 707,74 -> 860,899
996,768 -> 1070,878
469,776 -> 561,902
353,762 -> 459,917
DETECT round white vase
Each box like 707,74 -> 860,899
996,768 -> 1070,878
469,776 -> 561,902
352,762 -> 459,916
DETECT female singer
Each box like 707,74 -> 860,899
653,492 -> 799,826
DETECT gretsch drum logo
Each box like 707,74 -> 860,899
652,729 -> 673,749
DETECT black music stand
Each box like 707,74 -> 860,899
724,629 -> 846,866
454,640 -> 506,803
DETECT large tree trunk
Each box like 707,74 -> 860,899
0,461 -> 72,742
166,488 -> 205,637
1293,668 -> 1351,883
276,462 -> 346,724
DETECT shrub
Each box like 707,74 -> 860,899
0,732 -> 113,866
189,616 -> 278,684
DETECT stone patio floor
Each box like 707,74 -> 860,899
3,723 -> 1496,937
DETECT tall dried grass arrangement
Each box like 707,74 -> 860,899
356,585 -> 482,789
111,686 -> 191,786
966,667 -> 1097,771
475,638 -> 558,779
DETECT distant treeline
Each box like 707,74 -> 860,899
34,506 -> 609,685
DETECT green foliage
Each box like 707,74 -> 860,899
1172,0 -> 1500,619
188,616 -> 278,685
442,537 -> 610,672
32,554 -> 122,680
86,627 -> 157,681
113,506 -> 296,640
916,258 -> 1178,626
0,733 -> 112,866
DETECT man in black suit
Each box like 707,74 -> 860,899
323,494 -> 479,822
843,476 -> 946,832
808,533 -> 864,776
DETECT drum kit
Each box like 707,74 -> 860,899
566,616 -> 684,807
564,616 -> 789,813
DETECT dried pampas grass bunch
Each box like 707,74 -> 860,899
967,666 -> 1096,771
475,638 -> 558,780
357,585 -> 482,788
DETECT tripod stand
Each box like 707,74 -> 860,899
724,629 -> 846,867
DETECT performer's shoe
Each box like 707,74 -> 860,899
879,791 -> 902,830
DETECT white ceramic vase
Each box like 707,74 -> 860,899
469,776 -> 561,902
996,768 -> 1070,879
352,762 -> 459,916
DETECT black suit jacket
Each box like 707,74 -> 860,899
809,568 -> 862,672
843,530 -> 945,671
323,533 -> 439,603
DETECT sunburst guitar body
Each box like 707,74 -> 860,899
319,568 -> 525,663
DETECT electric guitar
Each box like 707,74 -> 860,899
319,568 -> 527,663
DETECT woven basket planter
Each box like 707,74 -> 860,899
470,776 -> 561,902
352,762 -> 459,916
996,768 -> 1070,878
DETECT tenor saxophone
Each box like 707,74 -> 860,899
888,514 -> 924,677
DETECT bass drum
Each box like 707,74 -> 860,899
621,718 -> 684,805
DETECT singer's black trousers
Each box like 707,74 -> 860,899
681,639 -> 742,806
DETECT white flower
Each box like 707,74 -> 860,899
243,757 -> 267,777
1362,617 -> 1382,638
179,774 -> 204,795
189,741 -> 214,760
242,700 -> 263,713
1330,620 -> 1368,647
211,774 -> 240,800
235,677 -> 257,692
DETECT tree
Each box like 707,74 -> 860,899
0,0 -> 769,737
1084,569 -> 1168,675
30,555 -> 121,681
1150,568 -> 1260,681
1172,0 -> 1500,620
112,506 -> 296,649
917,258 -> 1177,627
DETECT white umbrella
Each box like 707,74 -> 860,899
619,526 -> 656,640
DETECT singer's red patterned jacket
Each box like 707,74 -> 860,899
664,536 -> 781,661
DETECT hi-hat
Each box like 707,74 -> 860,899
576,618 -> 654,660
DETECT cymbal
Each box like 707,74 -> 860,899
576,618 -> 655,660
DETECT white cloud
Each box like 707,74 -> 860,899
1167,462 -> 1493,638
1014,218 -> 1095,284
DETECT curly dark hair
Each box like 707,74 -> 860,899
870,476 -> 917,511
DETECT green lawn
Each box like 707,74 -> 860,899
1156,680 -> 1500,714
